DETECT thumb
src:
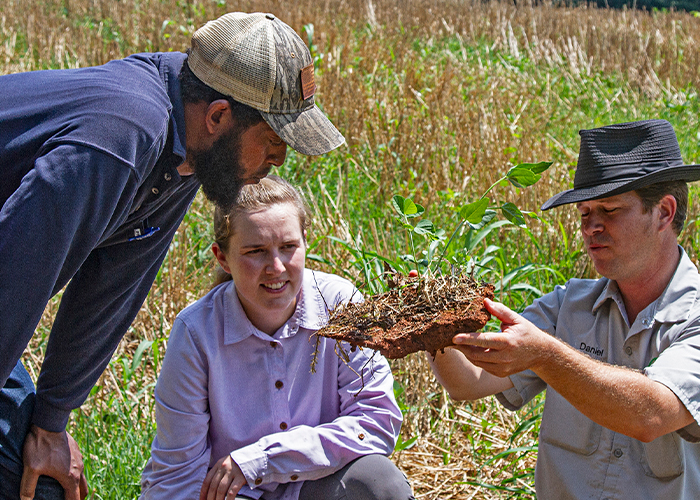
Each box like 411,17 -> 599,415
484,298 -> 520,325
19,466 -> 39,500
80,473 -> 89,500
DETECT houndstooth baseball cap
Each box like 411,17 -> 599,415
188,12 -> 345,156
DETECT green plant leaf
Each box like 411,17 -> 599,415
413,219 -> 435,235
131,340 -> 154,374
394,435 -> 418,452
515,160 -> 553,174
459,198 -> 489,224
506,166 -> 541,188
467,209 -> 497,231
501,202 -> 527,227
392,195 -> 425,218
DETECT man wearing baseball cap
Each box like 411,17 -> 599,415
0,12 -> 343,500
429,119 -> 700,498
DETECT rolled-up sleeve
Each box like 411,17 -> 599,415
645,317 -> 700,441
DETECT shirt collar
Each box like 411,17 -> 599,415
222,269 -> 332,345
653,246 -> 699,323
591,246 -> 699,325
158,52 -> 188,164
593,278 -> 628,323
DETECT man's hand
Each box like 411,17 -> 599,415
452,298 -> 553,377
200,455 -> 247,500
20,425 -> 88,500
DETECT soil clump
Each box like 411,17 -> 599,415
317,273 -> 495,359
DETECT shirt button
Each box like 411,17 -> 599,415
280,422 -> 288,430
151,187 -> 159,195
613,448 -> 623,458
290,474 -> 299,481
164,173 -> 172,181
358,433 -> 365,440
275,380 -> 284,389
270,341 -> 277,348
625,346 -> 633,355
254,477 -> 262,485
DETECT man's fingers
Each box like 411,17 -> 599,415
62,481 -> 81,500
484,298 -> 519,323
19,466 -> 39,500
79,473 -> 89,500
453,332 -> 501,349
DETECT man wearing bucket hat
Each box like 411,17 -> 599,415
0,12 -> 343,500
429,119 -> 700,498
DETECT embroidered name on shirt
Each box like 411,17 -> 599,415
579,342 -> 604,357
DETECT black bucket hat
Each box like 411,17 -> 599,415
542,119 -> 700,210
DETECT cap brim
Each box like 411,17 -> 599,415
541,164 -> 700,210
262,105 -> 345,156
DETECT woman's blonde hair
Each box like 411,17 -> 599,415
212,175 -> 310,287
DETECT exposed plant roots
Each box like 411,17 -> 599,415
317,272 -> 495,359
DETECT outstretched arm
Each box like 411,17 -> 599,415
426,348 -> 513,401
455,298 -> 695,442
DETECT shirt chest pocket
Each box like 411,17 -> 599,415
539,389 -> 601,455
633,432 -> 684,479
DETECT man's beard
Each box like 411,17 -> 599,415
190,126 -> 246,210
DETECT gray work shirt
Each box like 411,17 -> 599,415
497,247 -> 700,499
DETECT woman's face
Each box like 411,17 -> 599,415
212,202 -> 306,335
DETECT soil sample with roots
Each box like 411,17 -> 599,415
317,273 -> 495,359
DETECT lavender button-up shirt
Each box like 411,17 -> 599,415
140,269 -> 402,500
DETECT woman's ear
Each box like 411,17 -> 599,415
211,242 -> 231,274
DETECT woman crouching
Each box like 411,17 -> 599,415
140,175 -> 414,500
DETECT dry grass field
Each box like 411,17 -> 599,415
4,0 -> 700,497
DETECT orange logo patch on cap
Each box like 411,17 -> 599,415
301,63 -> 316,100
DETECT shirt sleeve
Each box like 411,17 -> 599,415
0,143 -> 138,430
231,346 -> 403,488
645,315 -> 700,442
140,318 -> 212,499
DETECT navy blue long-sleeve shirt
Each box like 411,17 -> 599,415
0,51 -> 200,432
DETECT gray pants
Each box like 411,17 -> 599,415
299,454 -> 414,500
236,454 -> 415,500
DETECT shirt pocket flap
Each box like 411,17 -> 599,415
634,432 -> 684,480
539,390 -> 601,456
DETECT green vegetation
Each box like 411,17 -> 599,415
5,0 -> 700,498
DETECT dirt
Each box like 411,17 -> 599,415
316,272 -> 495,359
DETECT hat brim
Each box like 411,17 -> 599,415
262,105 -> 345,157
541,164 -> 700,210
